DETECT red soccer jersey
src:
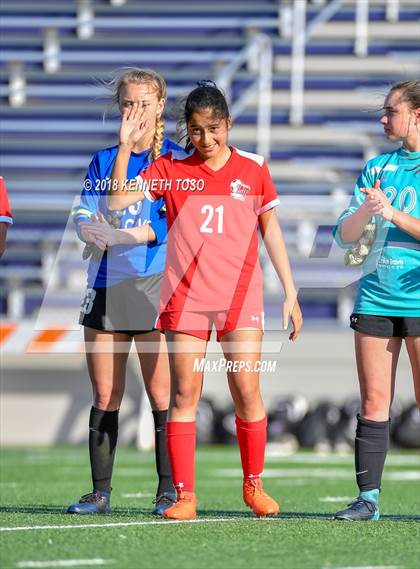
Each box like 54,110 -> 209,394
135,147 -> 279,312
0,177 -> 13,224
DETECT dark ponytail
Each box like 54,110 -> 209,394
176,80 -> 230,152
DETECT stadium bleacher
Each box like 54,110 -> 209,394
0,0 -> 419,322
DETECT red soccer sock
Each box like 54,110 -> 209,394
235,415 -> 267,479
166,420 -> 196,493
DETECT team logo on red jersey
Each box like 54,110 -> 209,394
230,179 -> 251,202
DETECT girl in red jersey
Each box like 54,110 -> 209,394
90,81 -> 303,520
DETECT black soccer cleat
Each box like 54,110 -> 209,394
334,497 -> 380,521
152,491 -> 177,516
67,490 -> 111,515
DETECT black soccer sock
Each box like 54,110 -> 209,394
355,414 -> 390,492
152,409 -> 174,495
89,407 -> 119,493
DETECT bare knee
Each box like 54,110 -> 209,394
235,385 -> 261,411
170,384 -> 199,414
94,398 -> 121,411
144,377 -> 170,411
361,395 -> 390,421
93,386 -> 124,411
232,385 -> 265,421
147,388 -> 170,411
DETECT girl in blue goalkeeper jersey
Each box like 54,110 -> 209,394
68,68 -> 184,516
334,80 -> 420,522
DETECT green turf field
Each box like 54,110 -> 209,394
0,446 -> 419,569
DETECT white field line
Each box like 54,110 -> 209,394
0,478 -> 305,490
226,451 -> 419,466
120,492 -> 154,498
4,452 -> 416,468
98,466 -> 420,480
319,496 -> 352,503
216,468 -> 351,478
17,560 -> 113,568
385,471 -> 420,481
265,454 -> 420,466
103,469 -> 151,477
23,457 -> 87,465
202,478 -> 308,486
214,468 -> 419,480
115,454 -> 419,468
3,482 -> 86,489
19,457 -> 148,466
0,517 -> 281,533
31,468 -> 153,478
322,566 -> 402,569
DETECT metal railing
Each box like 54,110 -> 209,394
216,33 -> 273,158
286,0 -> 403,126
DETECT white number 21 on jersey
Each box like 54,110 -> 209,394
200,205 -> 224,234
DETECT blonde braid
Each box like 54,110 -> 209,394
151,116 -> 165,160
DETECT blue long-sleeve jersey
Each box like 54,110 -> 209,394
73,138 -> 184,287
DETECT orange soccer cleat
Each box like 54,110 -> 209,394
243,478 -> 280,517
163,489 -> 197,520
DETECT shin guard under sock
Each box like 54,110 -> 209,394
235,415 -> 267,479
166,421 -> 196,493
89,407 -> 119,493
152,409 -> 174,495
355,414 -> 389,492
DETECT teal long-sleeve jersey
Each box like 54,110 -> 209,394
335,147 -> 420,317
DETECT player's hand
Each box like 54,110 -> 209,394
282,296 -> 303,341
360,179 -> 394,221
80,225 -> 94,243
119,102 -> 150,148
80,212 -> 118,248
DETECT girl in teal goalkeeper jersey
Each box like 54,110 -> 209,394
334,80 -> 420,522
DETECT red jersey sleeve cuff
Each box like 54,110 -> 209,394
134,175 -> 155,202
257,197 -> 280,216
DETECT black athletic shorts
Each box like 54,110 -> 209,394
79,273 -> 163,336
350,313 -> 420,338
